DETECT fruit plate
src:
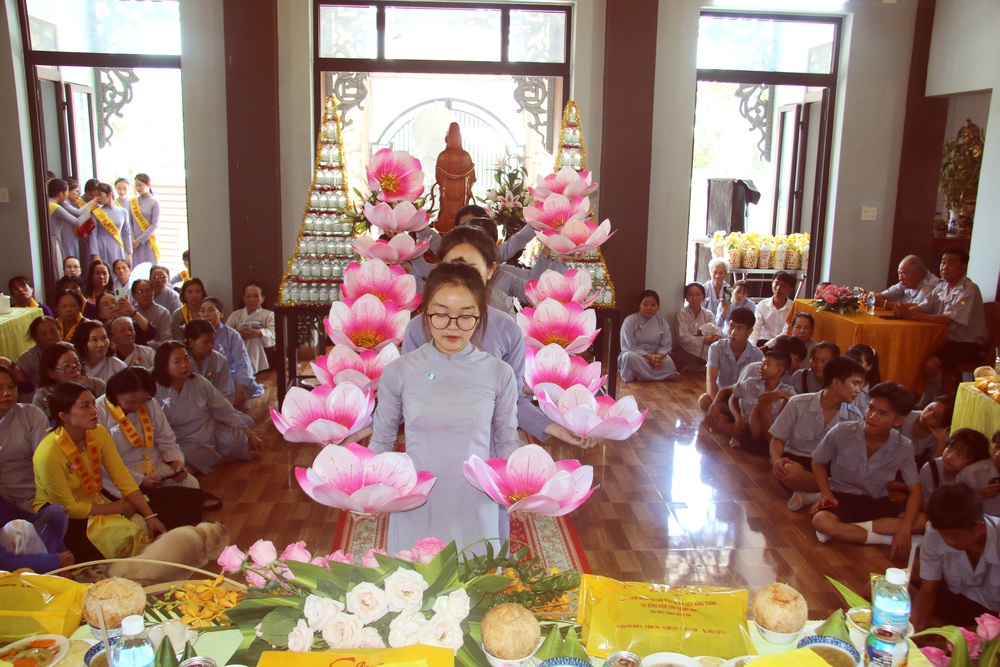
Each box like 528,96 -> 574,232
0,634 -> 70,667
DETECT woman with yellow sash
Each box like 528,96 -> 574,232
46,178 -> 96,274
170,277 -> 207,340
130,173 -> 161,266
98,368 -> 202,530
32,342 -> 106,419
89,183 -> 132,265
33,382 -> 166,561
85,260 -> 112,307
54,290 -> 86,342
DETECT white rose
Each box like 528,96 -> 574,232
432,589 -> 471,623
286,619 -> 314,652
383,568 -> 429,613
346,582 -> 389,624
303,594 -> 345,631
359,626 -> 386,649
416,612 -> 464,652
387,610 -> 427,648
321,611 -> 363,649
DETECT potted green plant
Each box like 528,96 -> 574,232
939,119 -> 985,237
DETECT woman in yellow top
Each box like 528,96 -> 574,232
33,382 -> 166,561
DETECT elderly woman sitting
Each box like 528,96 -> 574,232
618,290 -> 680,383
703,257 -> 730,321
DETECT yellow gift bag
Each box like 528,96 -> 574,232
578,575 -> 754,660
257,645 -> 454,667
0,571 -> 89,642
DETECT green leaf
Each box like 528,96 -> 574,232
181,640 -> 197,662
534,625 -> 564,662
258,607 -> 302,648
457,633 -> 489,667
825,576 -> 870,609
982,637 -> 1000,667
912,626 -> 972,667
155,633 -> 179,667
562,626 -> 588,660
815,609 -> 851,644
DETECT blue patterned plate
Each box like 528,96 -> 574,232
537,659 -> 593,667
797,634 -> 861,667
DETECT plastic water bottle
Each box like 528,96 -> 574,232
872,568 -> 910,634
112,615 -> 155,667
866,291 -> 877,315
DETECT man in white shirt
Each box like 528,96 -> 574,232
896,247 -> 987,398
750,271 -> 797,346
874,254 -> 939,308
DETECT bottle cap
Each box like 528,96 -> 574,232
121,614 -> 145,636
885,568 -> 907,585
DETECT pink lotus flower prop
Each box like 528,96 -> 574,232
524,344 -> 605,395
312,344 -> 400,392
517,299 -> 599,355
525,268 -> 599,308
523,194 -> 591,232
529,167 -> 599,202
341,259 -> 421,311
537,218 -> 615,255
296,443 -> 436,515
325,293 -> 409,352
270,385 -> 375,445
536,385 -> 646,441
462,444 -> 596,516
352,235 -> 430,264
363,201 -> 430,234
366,148 -> 425,204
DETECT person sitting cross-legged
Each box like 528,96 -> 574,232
699,308 -> 763,433
728,350 -> 795,455
618,289 -> 680,383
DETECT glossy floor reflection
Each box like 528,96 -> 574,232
201,365 -> 893,619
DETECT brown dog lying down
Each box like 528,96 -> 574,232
107,521 -> 231,585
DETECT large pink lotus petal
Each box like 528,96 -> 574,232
584,417 -> 644,441
311,444 -> 366,491
523,194 -> 591,232
341,259 -> 421,311
271,385 -> 374,445
462,457 -> 510,505
377,491 -> 433,513
365,452 -> 418,493
537,385 -> 645,441
518,300 -> 599,355
524,344 -> 604,395
503,445 -> 557,499
529,167 -> 599,202
351,484 -> 409,514
507,496 -> 562,515
537,219 -> 615,255
324,294 -> 407,352
296,467 -> 365,514
525,269 -> 597,308
366,149 -> 425,204
352,236 -> 430,264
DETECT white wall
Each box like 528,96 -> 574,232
648,0 -> 917,320
0,0 -> 44,290
927,0 -> 999,300
179,0 -> 232,300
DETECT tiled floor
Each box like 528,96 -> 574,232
201,365 -> 897,619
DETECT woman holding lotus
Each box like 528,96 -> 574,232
371,262 -> 519,552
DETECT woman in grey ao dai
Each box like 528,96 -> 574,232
369,263 -> 519,553
618,289 -> 679,382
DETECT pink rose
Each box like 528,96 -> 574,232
326,550 -> 354,565
217,545 -> 247,573
960,627 -> 982,658
823,295 -> 837,304
246,570 -> 269,588
248,539 -> 278,567
412,537 -> 447,563
361,548 -> 389,568
281,541 -> 312,563
393,549 -> 417,562
978,614 -> 1000,641
919,647 -> 950,667
310,556 -> 331,569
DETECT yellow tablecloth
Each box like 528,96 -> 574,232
953,381 -> 1000,438
0,307 -> 41,361
792,299 -> 948,394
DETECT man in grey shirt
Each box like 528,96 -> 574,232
875,254 -> 939,308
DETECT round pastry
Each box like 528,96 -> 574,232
83,577 -> 147,630
480,602 -> 541,660
752,582 -> 808,634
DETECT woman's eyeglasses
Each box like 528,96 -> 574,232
55,361 -> 82,372
428,313 -> 480,331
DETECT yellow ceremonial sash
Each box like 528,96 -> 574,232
59,313 -> 83,342
179,270 -> 190,282
93,207 -> 125,249
75,197 -> 85,207
106,399 -> 155,475
48,201 -> 59,215
129,197 -> 161,259
28,298 -> 40,309
181,304 -> 192,324
54,426 -> 103,496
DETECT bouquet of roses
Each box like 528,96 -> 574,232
813,283 -> 861,315
216,537 -> 517,665
917,613 -> 1000,667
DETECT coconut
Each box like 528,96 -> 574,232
481,603 -> 541,660
83,577 -> 147,630
752,582 -> 808,634
974,366 -> 998,380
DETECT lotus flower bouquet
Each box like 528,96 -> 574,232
517,298 -> 600,355
524,344 -> 605,396
346,148 -> 435,263
216,536 -> 580,665
537,385 -> 646,441
270,385 -> 375,446
295,443 -> 436,515
463,444 -> 596,517
522,168 -> 615,256
812,284 -> 861,315
525,268 -> 600,309
479,150 -> 532,240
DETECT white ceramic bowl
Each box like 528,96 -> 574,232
845,606 -> 913,653
720,657 -> 757,667
797,635 -> 860,667
481,640 -> 542,667
641,652 -> 701,667
753,618 -> 804,645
